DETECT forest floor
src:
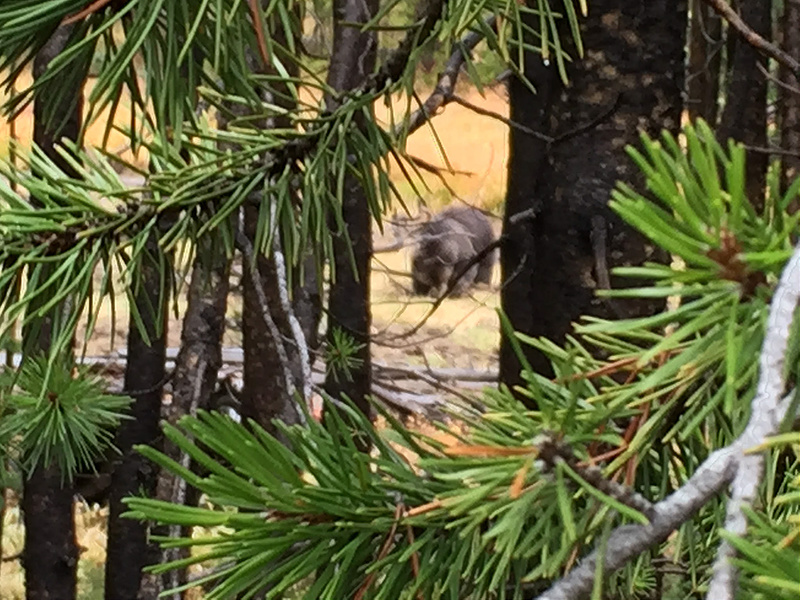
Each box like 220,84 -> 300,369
0,81 -> 510,598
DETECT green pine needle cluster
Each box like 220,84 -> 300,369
0,355 -> 133,481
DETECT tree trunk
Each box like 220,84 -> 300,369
687,0 -> 722,124
717,0 -> 770,211
499,1 -> 686,391
138,238 -> 230,599
22,465 -> 78,600
322,0 -> 378,424
240,8 -> 316,435
21,24 -> 84,600
241,208 -> 305,431
779,0 -> 800,199
105,233 -> 169,600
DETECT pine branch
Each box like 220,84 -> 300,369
535,242 -> 800,600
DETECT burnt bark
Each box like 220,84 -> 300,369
104,234 -> 169,600
779,0 -> 800,198
717,0 -> 771,211
500,1 -> 686,392
322,0 -> 378,424
21,465 -> 78,600
21,23 -> 85,600
687,0 -> 723,123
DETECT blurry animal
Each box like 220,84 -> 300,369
411,206 -> 496,297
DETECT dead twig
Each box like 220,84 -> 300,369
402,18 -> 498,136
450,94 -> 553,143
702,0 -> 800,79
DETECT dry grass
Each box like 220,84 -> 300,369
1,499 -> 108,600
0,72 -> 509,597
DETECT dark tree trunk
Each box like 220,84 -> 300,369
105,234 -> 169,600
22,466 -> 78,600
717,0 -> 770,211
21,24 -> 84,600
138,237 -> 230,599
322,0 -> 378,423
779,0 -> 800,199
687,0 -> 723,123
241,206 -> 305,431
240,7 -> 316,434
293,256 -> 323,356
499,1 -> 687,391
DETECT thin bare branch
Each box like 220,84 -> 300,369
402,17 -> 498,136
742,143 -> 800,158
756,62 -> 800,96
450,94 -> 553,142
702,0 -> 800,78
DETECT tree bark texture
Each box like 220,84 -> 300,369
323,0 -> 379,422
240,7 -> 317,434
21,466 -> 79,600
717,0 -> 770,211
500,1 -> 686,391
687,0 -> 723,124
104,233 -> 169,600
138,238 -> 230,599
779,0 -> 800,198
241,206 -> 307,431
21,24 -> 84,600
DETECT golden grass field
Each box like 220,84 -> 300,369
0,74 -> 510,598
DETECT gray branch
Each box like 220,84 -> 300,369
270,205 -> 313,410
706,243 -> 800,600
